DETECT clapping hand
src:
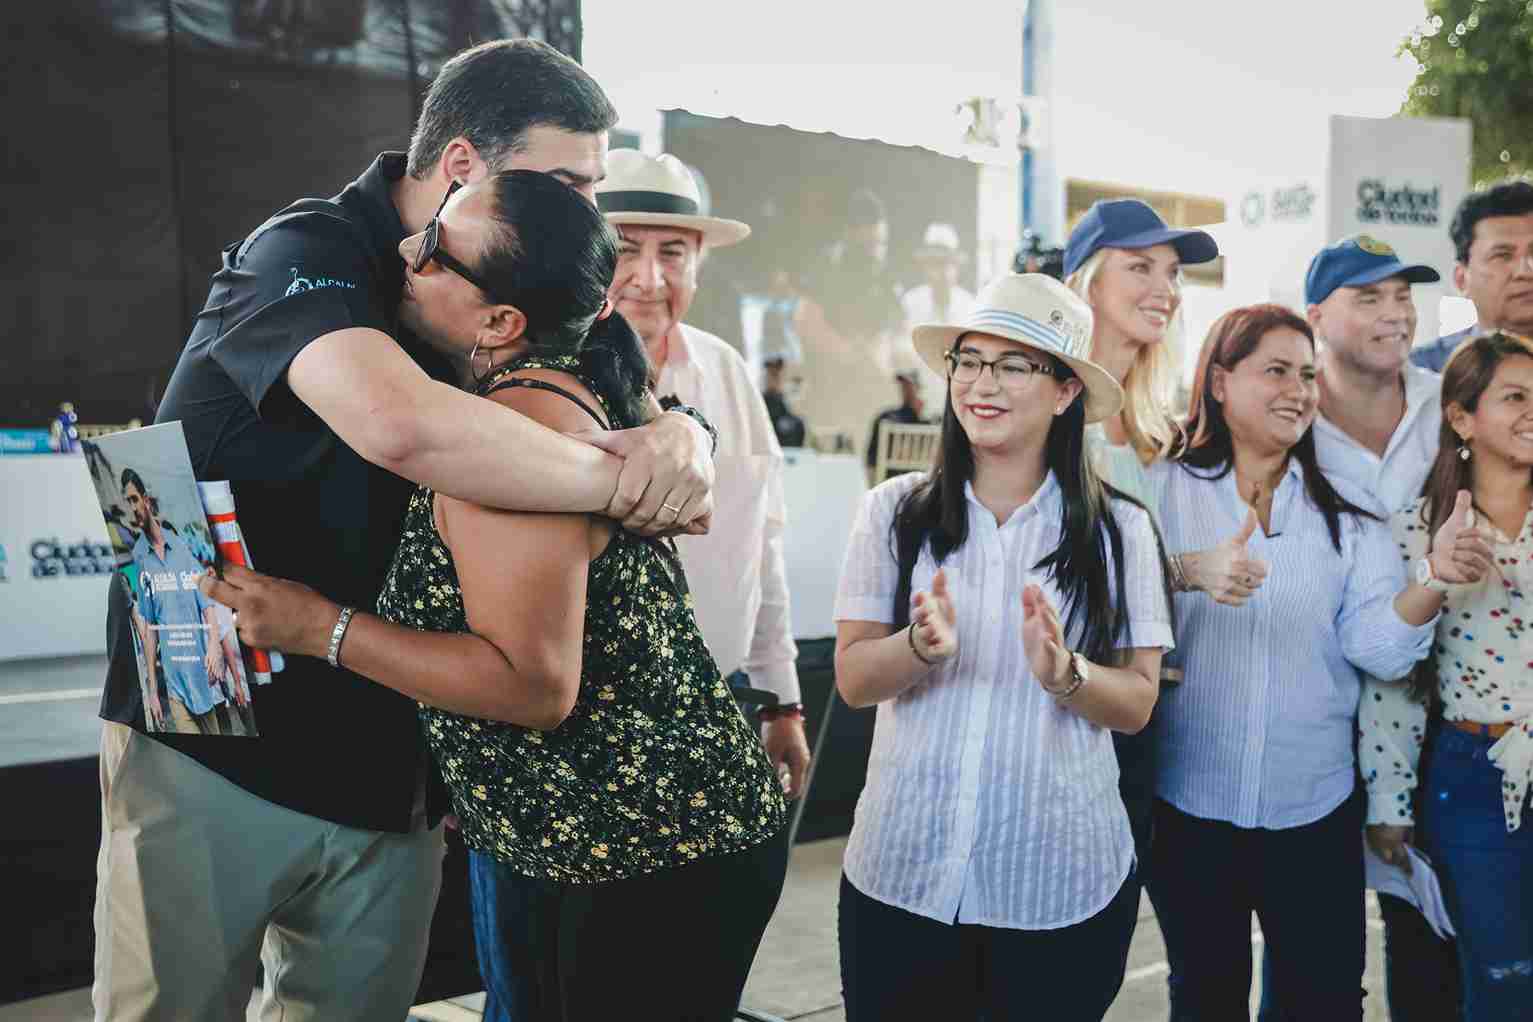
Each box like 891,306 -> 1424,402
1429,490 -> 1493,586
1021,584 -> 1071,693
910,569 -> 958,664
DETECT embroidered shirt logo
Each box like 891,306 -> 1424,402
285,267 -> 357,297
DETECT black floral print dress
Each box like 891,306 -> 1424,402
375,353 -> 786,883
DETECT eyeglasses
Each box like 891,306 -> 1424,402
411,180 -> 505,302
945,350 -> 1054,388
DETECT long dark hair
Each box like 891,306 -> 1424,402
1171,303 -> 1374,550
478,169 -> 651,428
889,343 -> 1168,664
1407,330 -> 1533,701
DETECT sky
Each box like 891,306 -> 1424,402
584,0 -> 1429,200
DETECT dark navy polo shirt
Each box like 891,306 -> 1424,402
101,153 -> 451,833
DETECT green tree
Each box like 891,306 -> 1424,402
1399,0 -> 1533,185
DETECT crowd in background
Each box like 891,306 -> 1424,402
829,178 -> 1533,1021
82,30 -> 1533,1022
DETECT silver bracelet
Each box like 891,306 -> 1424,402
326,606 -> 356,668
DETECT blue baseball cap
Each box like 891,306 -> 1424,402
1304,234 -> 1441,306
1063,199 -> 1219,277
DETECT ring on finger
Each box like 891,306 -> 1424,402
662,502 -> 682,515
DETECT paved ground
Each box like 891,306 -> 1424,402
1,654 -> 1393,1020
4,833 -> 1392,1022
0,655 -> 104,769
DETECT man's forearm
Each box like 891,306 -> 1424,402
388,379 -> 620,513
289,328 -> 621,514
746,507 -> 801,704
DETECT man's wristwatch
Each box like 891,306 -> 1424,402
1415,555 -> 1453,595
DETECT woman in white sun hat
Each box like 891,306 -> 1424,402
832,273 -> 1174,1020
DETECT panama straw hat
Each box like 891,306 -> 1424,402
596,149 -> 751,248
911,272 -> 1123,423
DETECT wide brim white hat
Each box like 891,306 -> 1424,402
912,273 -> 1124,423
596,149 -> 751,248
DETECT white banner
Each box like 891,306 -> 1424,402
1219,115 -> 1471,347
1327,114 -> 1471,345
0,455 -> 113,661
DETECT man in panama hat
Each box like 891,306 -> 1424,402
597,148 -> 812,801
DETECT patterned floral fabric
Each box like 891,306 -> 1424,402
375,353 -> 786,881
1361,495 -> 1533,833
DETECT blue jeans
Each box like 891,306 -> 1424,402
837,869 -> 1140,1022
469,827 -> 789,1022
1147,793 -> 1366,1021
1420,724 -> 1533,1021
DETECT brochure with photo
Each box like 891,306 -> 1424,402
86,422 -> 261,736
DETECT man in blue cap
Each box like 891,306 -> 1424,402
1308,234 -> 1443,511
1301,233 -> 1463,1022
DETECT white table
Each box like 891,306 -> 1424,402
781,451 -> 866,641
0,455 -> 113,661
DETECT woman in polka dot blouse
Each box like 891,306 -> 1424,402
1361,332 -> 1533,1020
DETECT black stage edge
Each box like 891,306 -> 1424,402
2,640 -> 875,1006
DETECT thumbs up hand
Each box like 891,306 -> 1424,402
910,568 -> 959,664
1189,509 -> 1270,607
1429,490 -> 1493,585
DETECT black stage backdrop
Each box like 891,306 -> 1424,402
2,0 -> 582,430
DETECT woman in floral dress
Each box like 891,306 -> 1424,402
350,169 -> 785,1021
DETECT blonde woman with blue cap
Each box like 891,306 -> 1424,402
1063,200 -> 1254,966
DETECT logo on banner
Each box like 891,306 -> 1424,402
1271,183 -> 1316,222
30,538 -> 115,579
1357,180 -> 1441,227
1240,191 -> 1265,227
1240,183 -> 1315,228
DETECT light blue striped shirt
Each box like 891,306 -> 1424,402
834,471 -> 1173,929
1148,457 -> 1436,830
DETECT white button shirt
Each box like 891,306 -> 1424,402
1150,458 -> 1436,829
834,471 -> 1173,929
657,323 -> 800,704
1312,365 -> 1443,516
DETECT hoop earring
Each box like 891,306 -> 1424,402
470,340 -> 492,383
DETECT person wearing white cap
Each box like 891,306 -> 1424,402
897,223 -> 976,408
832,273 -> 1174,1020
596,149 -> 812,797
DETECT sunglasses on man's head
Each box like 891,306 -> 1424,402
412,179 -> 505,303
